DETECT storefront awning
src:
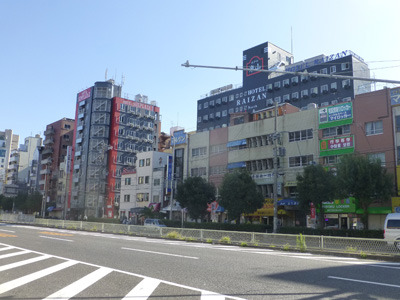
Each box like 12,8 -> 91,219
227,139 -> 246,148
227,161 -> 246,169
278,199 -> 299,206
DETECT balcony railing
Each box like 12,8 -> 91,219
43,138 -> 54,145
44,128 -> 55,135
42,148 -> 54,155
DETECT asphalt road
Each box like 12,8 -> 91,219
0,222 -> 400,299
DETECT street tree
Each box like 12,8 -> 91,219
219,170 -> 264,224
296,164 -> 336,229
336,154 -> 393,229
176,176 -> 216,222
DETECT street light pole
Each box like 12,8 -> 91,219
169,133 -> 175,220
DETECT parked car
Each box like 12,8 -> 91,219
144,218 -> 166,227
384,213 -> 400,250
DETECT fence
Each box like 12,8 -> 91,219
1,213 -> 399,256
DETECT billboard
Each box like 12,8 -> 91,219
320,135 -> 354,157
322,197 -> 356,213
171,130 -> 187,146
77,87 -> 91,102
319,102 -> 353,129
390,87 -> 400,106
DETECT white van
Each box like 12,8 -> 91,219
384,213 -> 400,250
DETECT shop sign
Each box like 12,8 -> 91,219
319,103 -> 353,129
322,197 -> 356,213
320,136 -> 354,156
392,197 -> 400,212
171,130 -> 187,146
310,202 -> 316,219
390,87 -> 400,106
77,87 -> 91,102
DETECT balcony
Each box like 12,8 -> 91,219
43,138 -> 54,145
42,148 -> 54,155
41,157 -> 53,165
40,169 -> 51,175
79,100 -> 86,107
8,164 -> 18,170
76,138 -> 83,144
78,112 -> 85,119
9,156 -> 18,163
44,128 -> 55,136
77,125 -> 84,132
73,177 -> 79,183
74,164 -> 80,170
39,179 -> 46,186
75,151 -> 82,157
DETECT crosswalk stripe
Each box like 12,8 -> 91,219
0,246 -> 13,252
122,278 -> 161,300
0,255 -> 51,272
0,250 -> 29,259
0,260 -> 78,294
201,291 -> 226,299
44,267 -> 113,300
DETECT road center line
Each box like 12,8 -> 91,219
121,247 -> 199,260
328,276 -> 400,288
39,236 -> 73,242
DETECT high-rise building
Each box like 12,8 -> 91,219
70,80 -> 161,219
0,129 -> 19,193
196,41 -> 370,132
39,118 -> 75,212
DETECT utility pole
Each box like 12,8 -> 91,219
169,132 -> 175,220
273,101 -> 279,233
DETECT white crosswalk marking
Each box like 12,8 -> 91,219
0,246 -> 13,252
44,267 -> 113,300
0,259 -> 78,294
0,255 -> 50,272
0,250 -> 29,259
201,291 -> 226,299
122,277 -> 161,300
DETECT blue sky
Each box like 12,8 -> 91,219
1,0 -> 400,142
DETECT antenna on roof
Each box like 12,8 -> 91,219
291,26 -> 293,55
105,68 -> 108,81
121,73 -> 125,87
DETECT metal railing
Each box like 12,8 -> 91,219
1,213 -> 399,256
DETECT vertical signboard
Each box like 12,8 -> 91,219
390,87 -> 400,106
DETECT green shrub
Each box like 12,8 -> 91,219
296,233 -> 307,252
283,243 -> 290,251
219,236 -> 231,244
240,242 -> 248,247
360,251 -> 367,259
185,237 -> 196,241
206,238 -> 213,243
278,227 -> 383,239
165,231 -> 183,240
346,246 -> 358,253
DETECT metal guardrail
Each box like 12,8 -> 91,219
1,213 -> 399,256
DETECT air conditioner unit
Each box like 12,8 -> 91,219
331,88 -> 337,93
323,89 -> 329,94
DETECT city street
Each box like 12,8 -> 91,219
0,222 -> 399,299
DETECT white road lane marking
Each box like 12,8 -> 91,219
0,229 -> 15,233
39,236 -> 74,242
122,278 -> 161,300
0,246 -> 13,252
201,291 -> 226,299
0,255 -> 51,272
44,267 -> 113,300
121,247 -> 199,259
0,260 -> 78,294
328,276 -> 400,288
0,250 -> 29,259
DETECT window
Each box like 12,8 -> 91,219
301,90 -> 308,98
216,98 -> 221,106
292,92 -> 299,100
283,94 -> 290,102
123,195 -> 130,202
321,68 -> 328,74
341,62 -> 350,70
291,76 -> 299,85
274,81 -> 281,90
64,124 -> 71,129
368,153 -> 386,166
342,79 -> 351,89
396,116 -> 400,132
283,79 -> 290,87
210,144 -> 227,154
198,103 -> 202,110
274,96 -> 281,103
154,178 -> 160,186
289,155 -> 314,167
330,66 -> 337,73
323,156 -> 339,165
145,176 -> 150,184
321,84 -> 329,94
203,102 -> 208,109
209,100 -> 215,107
124,178 -> 131,185
228,108 -> 234,114
222,96 -> 228,104
138,176 -> 144,184
301,74 -> 308,82
146,158 -> 151,166
331,82 -> 337,91
289,129 -> 313,142
310,87 -> 318,97
197,117 -> 202,123
139,159 -> 145,167
222,110 -> 227,117
215,111 -> 221,119
209,113 -> 214,120
365,121 -> 383,136
229,95 -> 235,101
192,147 -> 207,157
233,116 -> 244,125
267,83 -> 273,92
322,125 -> 351,138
